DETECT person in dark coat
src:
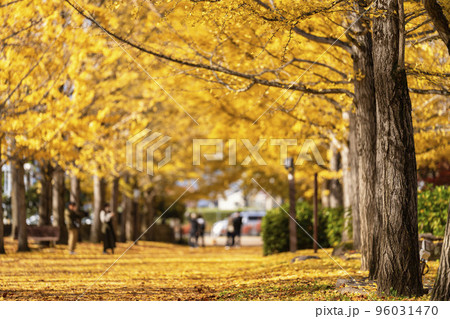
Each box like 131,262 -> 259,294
225,215 -> 235,249
232,212 -> 243,247
64,202 -> 85,255
189,213 -> 198,248
100,203 -> 116,254
197,214 -> 206,247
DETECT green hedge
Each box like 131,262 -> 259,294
418,185 -> 450,237
262,201 -> 344,256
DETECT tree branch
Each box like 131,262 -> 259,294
423,0 -> 450,53
65,0 -> 354,97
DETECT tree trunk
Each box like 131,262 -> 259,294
431,202 -> 450,300
349,113 -> 361,250
321,179 -> 330,208
373,0 -> 422,296
329,142 -> 343,208
110,177 -> 119,237
0,141 -> 5,254
70,174 -> 81,208
52,166 -> 67,244
90,175 -> 105,243
125,193 -> 134,242
38,161 -> 53,226
341,136 -> 352,242
143,187 -> 156,240
12,158 -> 29,252
119,196 -> 128,243
423,0 -> 450,53
349,0 -> 378,276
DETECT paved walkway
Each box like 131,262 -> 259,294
203,235 -> 262,247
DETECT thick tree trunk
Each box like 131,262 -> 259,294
52,167 -> 67,244
329,142 -> 343,208
431,202 -> 450,300
373,0 -> 422,296
0,142 -> 5,254
70,174 -> 81,208
90,175 -> 105,243
349,0 -> 378,276
12,159 -> 29,252
349,113 -> 361,250
341,136 -> 352,242
38,161 -> 53,226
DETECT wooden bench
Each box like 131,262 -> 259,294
14,226 -> 60,246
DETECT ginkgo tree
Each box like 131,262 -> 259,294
62,0 -> 448,296
0,0 -> 448,299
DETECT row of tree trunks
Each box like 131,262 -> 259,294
372,0 -> 422,296
52,166 -> 67,244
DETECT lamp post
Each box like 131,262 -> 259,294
284,157 -> 297,253
313,172 -> 318,253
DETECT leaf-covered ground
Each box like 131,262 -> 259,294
0,238 -> 438,301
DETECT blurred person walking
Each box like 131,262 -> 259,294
197,214 -> 206,247
100,203 -> 116,254
232,212 -> 243,247
225,215 -> 235,249
189,213 -> 198,248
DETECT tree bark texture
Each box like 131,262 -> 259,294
373,0 -> 422,296
349,0 -> 378,276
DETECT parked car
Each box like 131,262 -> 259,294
211,210 -> 266,237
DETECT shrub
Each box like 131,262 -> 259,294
417,185 -> 450,237
321,207 -> 346,247
262,201 -> 340,256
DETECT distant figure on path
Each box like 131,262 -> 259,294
197,214 -> 206,247
232,212 -> 243,247
100,203 -> 116,254
189,213 -> 198,248
225,215 -> 235,249
64,202 -> 84,255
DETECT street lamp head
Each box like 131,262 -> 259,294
284,157 -> 294,170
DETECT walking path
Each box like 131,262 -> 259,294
0,238 -> 435,301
